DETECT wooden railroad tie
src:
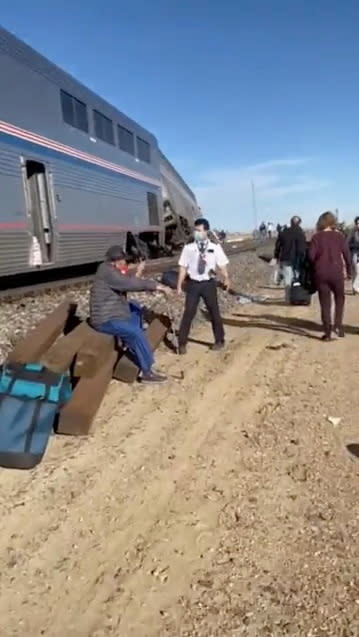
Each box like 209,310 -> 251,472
8,300 -> 77,364
113,313 -> 171,383
74,326 -> 116,378
41,322 -> 90,373
57,350 -> 118,436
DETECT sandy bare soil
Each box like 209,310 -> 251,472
0,288 -> 358,636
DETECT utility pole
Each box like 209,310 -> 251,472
251,179 -> 258,230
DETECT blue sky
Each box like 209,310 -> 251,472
2,0 -> 359,230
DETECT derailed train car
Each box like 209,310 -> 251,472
159,151 -> 200,248
0,25 -> 199,277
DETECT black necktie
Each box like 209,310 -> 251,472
198,242 -> 206,274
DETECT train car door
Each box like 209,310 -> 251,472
22,159 -> 56,265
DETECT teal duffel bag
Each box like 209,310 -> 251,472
0,362 -> 72,469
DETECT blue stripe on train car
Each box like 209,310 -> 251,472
0,131 -> 161,190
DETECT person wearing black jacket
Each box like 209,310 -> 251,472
273,216 -> 307,302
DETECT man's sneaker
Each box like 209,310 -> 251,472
141,371 -> 167,384
178,345 -> 187,355
334,327 -> 345,338
210,342 -> 225,351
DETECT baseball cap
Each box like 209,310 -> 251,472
105,245 -> 126,261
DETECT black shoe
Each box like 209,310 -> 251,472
334,327 -> 345,338
178,345 -> 187,355
321,334 -> 332,342
211,342 -> 225,351
141,371 -> 167,384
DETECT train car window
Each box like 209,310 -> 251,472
60,90 -> 89,133
137,137 -> 151,163
147,192 -> 160,225
118,124 -> 135,155
93,110 -> 115,145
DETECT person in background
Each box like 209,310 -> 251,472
209,228 -> 221,243
308,212 -> 351,341
271,225 -> 284,285
177,218 -> 229,354
273,215 -> 307,303
89,246 -> 172,384
348,216 -> 359,294
259,221 -> 267,239
267,221 -> 274,239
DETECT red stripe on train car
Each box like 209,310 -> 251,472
0,222 -> 161,231
0,120 -> 161,187
0,222 -> 28,229
58,224 -> 161,231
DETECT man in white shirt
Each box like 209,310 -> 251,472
177,218 -> 230,354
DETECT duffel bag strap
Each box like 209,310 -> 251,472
4,363 -> 62,388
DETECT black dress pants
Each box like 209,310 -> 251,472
178,279 -> 225,346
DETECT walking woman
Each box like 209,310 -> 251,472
308,212 -> 351,341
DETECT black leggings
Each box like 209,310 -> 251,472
317,277 -> 345,333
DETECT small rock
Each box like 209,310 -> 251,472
327,416 -> 342,427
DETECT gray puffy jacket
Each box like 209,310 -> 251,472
89,262 -> 157,328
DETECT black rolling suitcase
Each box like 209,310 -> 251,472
289,278 -> 311,306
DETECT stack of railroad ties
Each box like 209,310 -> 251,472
6,299 -> 171,436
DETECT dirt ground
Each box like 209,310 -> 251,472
0,286 -> 358,637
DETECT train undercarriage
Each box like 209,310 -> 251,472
125,200 -> 194,261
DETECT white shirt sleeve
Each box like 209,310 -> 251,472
214,244 -> 229,267
178,245 -> 189,268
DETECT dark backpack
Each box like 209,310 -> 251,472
0,363 -> 72,470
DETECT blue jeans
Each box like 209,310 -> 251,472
281,263 -> 298,303
98,302 -> 154,374
352,254 -> 359,293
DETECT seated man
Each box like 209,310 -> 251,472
89,245 -> 171,384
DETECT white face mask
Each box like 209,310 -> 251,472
194,230 -> 206,242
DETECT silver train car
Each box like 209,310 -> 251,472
0,25 -> 200,277
159,151 -> 199,246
